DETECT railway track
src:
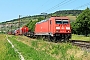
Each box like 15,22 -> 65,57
28,36 -> 90,52
69,40 -> 90,48
29,37 -> 90,49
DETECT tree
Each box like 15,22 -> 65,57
38,17 -> 44,22
75,7 -> 90,36
26,17 -> 44,31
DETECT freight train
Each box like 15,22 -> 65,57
8,26 -> 29,35
8,16 -> 71,42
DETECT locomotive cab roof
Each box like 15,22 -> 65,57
36,17 -> 69,24
36,18 -> 49,24
50,16 -> 69,19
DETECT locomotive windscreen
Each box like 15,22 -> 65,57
55,19 -> 68,24
55,19 -> 62,24
63,20 -> 68,24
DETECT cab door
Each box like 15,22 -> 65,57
49,20 -> 53,34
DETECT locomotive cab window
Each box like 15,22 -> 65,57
63,20 -> 69,24
55,19 -> 62,24
55,19 -> 69,24
50,20 -> 52,24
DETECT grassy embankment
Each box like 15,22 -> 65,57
67,16 -> 76,22
0,34 -> 19,60
71,34 -> 90,41
8,35 -> 90,60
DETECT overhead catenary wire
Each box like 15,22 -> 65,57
32,0 -> 75,15
42,0 -> 90,17
41,0 -> 51,7
33,0 -> 90,16
32,0 -> 53,14
41,0 -> 75,17
44,0 -> 67,12
73,2 -> 90,10
44,0 -> 73,13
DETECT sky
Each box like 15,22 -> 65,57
0,0 -> 90,22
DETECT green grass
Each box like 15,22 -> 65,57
8,35 -> 90,60
4,41 -> 19,60
8,36 -> 55,60
0,34 -> 19,60
67,16 -> 76,22
70,34 -> 90,41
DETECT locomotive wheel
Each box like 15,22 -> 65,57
47,35 -> 53,42
48,35 -> 51,41
53,37 -> 56,42
65,38 -> 69,42
42,36 -> 46,40
36,36 -> 40,40
53,37 -> 60,43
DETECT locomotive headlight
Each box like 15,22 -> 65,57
66,27 -> 70,30
56,27 -> 60,29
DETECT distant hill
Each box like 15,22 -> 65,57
0,10 -> 83,33
54,10 -> 83,16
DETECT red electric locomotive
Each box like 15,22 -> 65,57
34,16 -> 71,42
